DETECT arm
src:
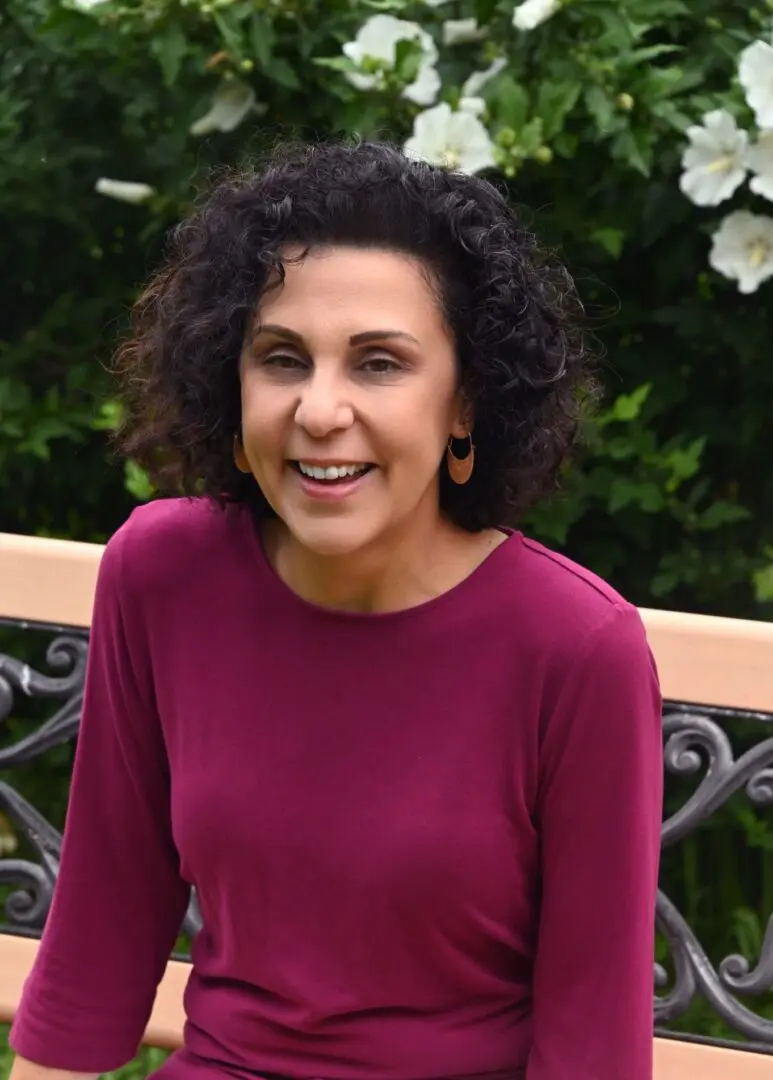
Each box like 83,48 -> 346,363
9,1062 -> 97,1080
9,522 -> 190,1074
526,604 -> 663,1080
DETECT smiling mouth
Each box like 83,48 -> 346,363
290,462 -> 376,485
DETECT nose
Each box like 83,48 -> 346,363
293,370 -> 354,437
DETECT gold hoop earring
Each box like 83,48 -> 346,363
446,433 -> 475,485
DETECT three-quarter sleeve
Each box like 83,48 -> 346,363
526,604 -> 663,1080
10,527 -> 190,1073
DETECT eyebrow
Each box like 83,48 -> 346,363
255,324 -> 420,346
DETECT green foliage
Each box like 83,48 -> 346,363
1,0 -> 771,613
2,6 -> 773,1063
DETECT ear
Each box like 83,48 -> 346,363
233,434 -> 252,475
450,394 -> 475,439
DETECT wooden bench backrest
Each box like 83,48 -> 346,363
2,530 -> 772,710
2,530 -> 772,1077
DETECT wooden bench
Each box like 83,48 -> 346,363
2,530 -> 773,1077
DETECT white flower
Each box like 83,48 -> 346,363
461,56 -> 508,99
94,178 -> 155,204
71,0 -> 108,9
404,103 -> 496,174
190,81 -> 257,136
709,210 -> 773,294
512,0 -> 560,32
739,41 -> 773,130
442,18 -> 486,46
459,96 -> 486,117
679,109 -> 748,206
343,15 -> 440,107
748,131 -> 773,202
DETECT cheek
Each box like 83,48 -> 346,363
241,386 -> 289,457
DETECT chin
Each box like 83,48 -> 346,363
287,517 -> 381,559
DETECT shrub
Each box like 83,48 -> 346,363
1,0 -> 771,614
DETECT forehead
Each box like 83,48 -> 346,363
256,246 -> 445,335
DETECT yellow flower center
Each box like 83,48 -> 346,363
747,238 -> 771,269
707,153 -> 739,175
442,145 -> 461,168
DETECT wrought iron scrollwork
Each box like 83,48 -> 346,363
1,626 -> 772,1041
655,707 -> 773,1043
0,626 -> 201,939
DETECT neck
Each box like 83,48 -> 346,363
264,510 -> 466,614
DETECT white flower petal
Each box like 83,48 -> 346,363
461,56 -> 508,98
403,63 -> 441,106
190,82 -> 256,136
459,95 -> 486,117
71,0 -> 108,9
343,14 -> 438,104
442,18 -> 486,46
404,103 -> 495,174
750,173 -> 773,201
95,178 -> 155,204
747,131 -> 773,204
739,41 -> 773,130
512,0 -> 560,32
679,109 -> 748,206
708,210 -> 773,294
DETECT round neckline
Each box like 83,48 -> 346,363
240,508 -> 522,624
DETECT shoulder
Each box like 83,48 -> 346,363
101,496 -> 254,600
495,533 -> 651,670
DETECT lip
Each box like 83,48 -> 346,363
289,459 -> 373,468
291,464 -> 375,503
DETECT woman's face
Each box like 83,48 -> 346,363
238,245 -> 468,558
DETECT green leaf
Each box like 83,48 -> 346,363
124,460 -> 155,502
663,437 -> 705,487
394,38 -> 423,84
249,12 -> 276,71
608,478 -> 664,514
212,12 -> 245,62
314,56 -> 358,74
591,227 -> 625,258
150,24 -> 188,88
699,500 -> 752,530
609,383 -> 652,422
623,44 -> 683,66
611,128 -> 653,176
265,56 -> 301,90
585,85 -> 616,133
493,75 -> 529,129
536,81 -> 581,140
753,562 -> 773,603
608,478 -> 637,513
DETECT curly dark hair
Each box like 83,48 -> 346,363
112,138 -> 597,531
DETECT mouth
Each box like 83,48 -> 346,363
288,460 -> 376,502
290,461 -> 376,485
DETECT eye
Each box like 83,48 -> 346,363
361,355 -> 402,375
264,352 -> 306,370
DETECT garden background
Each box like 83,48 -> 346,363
1,0 -> 773,1075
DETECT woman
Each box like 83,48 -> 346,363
10,139 -> 663,1080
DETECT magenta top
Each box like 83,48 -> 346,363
10,497 -> 663,1080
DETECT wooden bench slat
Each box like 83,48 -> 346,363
2,530 -> 773,711
2,935 -> 771,1074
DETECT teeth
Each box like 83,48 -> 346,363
298,463 -> 368,480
